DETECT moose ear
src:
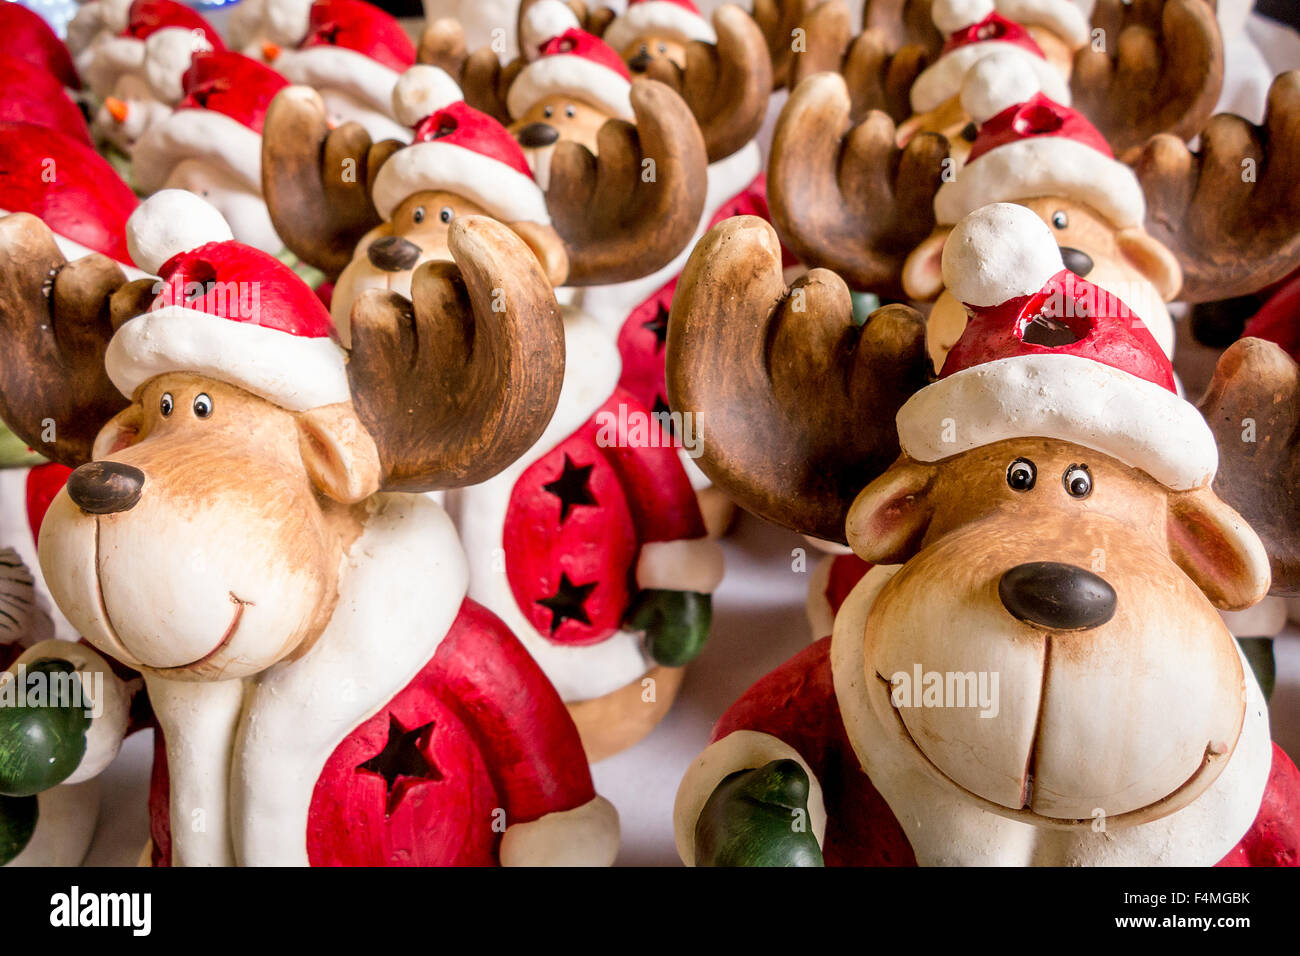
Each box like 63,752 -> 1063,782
1167,486 -> 1271,611
297,403 -> 382,504
902,229 -> 948,302
508,220 -> 570,288
1116,227 -> 1183,302
844,458 -> 938,564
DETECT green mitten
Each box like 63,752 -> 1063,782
625,589 -> 712,667
695,759 -> 825,867
0,660 -> 91,797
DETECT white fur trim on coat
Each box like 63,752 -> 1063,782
371,141 -> 552,224
934,136 -> 1145,228
133,108 -> 265,194
276,45 -> 402,115
636,538 -> 724,593
910,40 -> 1070,113
673,730 -> 827,866
507,54 -> 634,121
500,795 -> 621,866
604,2 -> 717,53
105,306 -> 351,411
896,353 -> 1218,490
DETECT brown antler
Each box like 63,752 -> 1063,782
346,216 -> 565,492
753,0 -> 812,88
768,72 -> 948,296
862,0 -> 943,57
261,86 -> 402,280
1072,0 -> 1223,162
1198,337 -> 1300,593
641,4 -> 773,162
547,78 -> 708,286
0,214 -> 130,466
791,1 -> 931,123
667,215 -> 932,542
1134,71 -> 1300,304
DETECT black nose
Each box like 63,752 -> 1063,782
1059,247 -> 1094,277
998,562 -> 1116,631
367,236 -> 421,273
517,122 -> 559,148
628,51 -> 653,73
67,462 -> 145,515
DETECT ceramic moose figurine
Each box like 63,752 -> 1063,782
260,68 -> 721,761
668,202 -> 1300,866
0,190 -> 621,866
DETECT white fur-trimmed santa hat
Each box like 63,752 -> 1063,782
274,0 -> 416,117
77,0 -> 225,99
519,0 -> 581,60
507,28 -> 634,121
107,190 -> 350,411
897,203 -> 1215,490
604,0 -> 717,54
934,53 -> 1145,228
371,100 -> 551,224
912,0 -> 1069,113
133,51 -> 289,195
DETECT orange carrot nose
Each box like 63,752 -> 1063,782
262,41 -> 281,62
105,97 -> 128,123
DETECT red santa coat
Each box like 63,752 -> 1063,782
710,638 -> 1300,867
149,598 -> 597,867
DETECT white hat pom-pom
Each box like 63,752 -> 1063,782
942,203 -> 1064,308
960,50 -> 1043,125
392,65 -> 463,128
144,28 -> 211,104
521,0 -> 582,59
127,190 -> 234,274
933,0 -> 995,34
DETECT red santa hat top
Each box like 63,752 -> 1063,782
934,52 -> 1145,229
0,121 -> 138,267
897,203 -> 1215,490
0,2 -> 81,88
372,98 -> 551,225
507,29 -> 634,121
107,189 -> 349,411
133,51 -> 290,195
0,54 -> 92,144
604,0 -> 717,53
911,0 -> 1069,113
275,0 -> 416,116
78,0 -> 225,99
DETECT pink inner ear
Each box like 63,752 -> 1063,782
1167,498 -> 1263,610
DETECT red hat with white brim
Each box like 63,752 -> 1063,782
603,0 -> 717,53
372,99 -> 551,225
911,0 -> 1068,113
77,0 -> 224,99
507,29 -> 634,121
133,51 -> 289,195
108,189 -> 350,410
897,203 -> 1215,490
274,0 -> 415,117
933,52 -> 1145,228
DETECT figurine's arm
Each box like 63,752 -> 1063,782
431,599 -> 619,866
596,387 -> 724,666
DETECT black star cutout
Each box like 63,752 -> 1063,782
542,455 -> 597,523
642,302 -> 670,351
357,714 -> 441,818
538,573 -> 597,634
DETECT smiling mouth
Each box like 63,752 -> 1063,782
160,591 -> 253,672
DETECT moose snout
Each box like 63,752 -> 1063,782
1059,247 -> 1095,277
628,51 -> 654,73
67,461 -> 145,515
998,562 -> 1116,631
367,236 -> 422,273
518,122 -> 560,148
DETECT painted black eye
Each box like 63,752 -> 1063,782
1063,463 -> 1092,498
1007,458 -> 1036,492
565,105 -> 576,118
193,393 -> 213,419
412,206 -> 425,224
960,122 -> 977,142
160,392 -> 173,416
439,206 -> 454,224
1051,210 -> 1068,229
543,105 -> 554,118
